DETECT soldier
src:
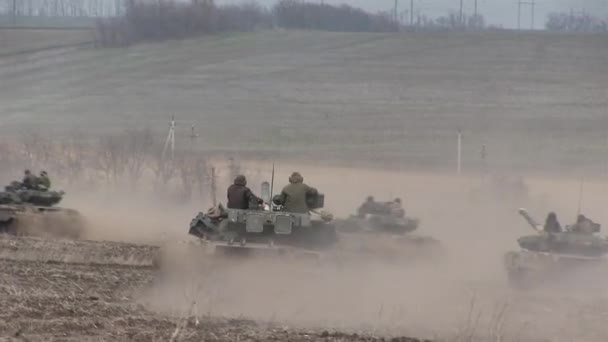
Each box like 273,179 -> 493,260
274,172 -> 317,213
22,170 -> 37,190
37,171 -> 51,191
544,212 -> 562,233
388,198 -> 405,218
357,196 -> 376,217
571,214 -> 600,234
226,175 -> 262,210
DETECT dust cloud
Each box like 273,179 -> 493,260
129,162 -> 608,341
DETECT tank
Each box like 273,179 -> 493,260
184,181 -> 337,262
0,181 -> 86,239
333,198 -> 442,262
504,208 -> 608,289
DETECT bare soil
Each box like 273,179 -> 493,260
0,234 -> 428,342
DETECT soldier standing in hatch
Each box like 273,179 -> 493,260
37,171 -> 51,191
22,170 -> 37,190
226,175 -> 262,210
357,196 -> 376,217
275,172 -> 318,213
544,212 -> 562,233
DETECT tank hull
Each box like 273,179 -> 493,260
0,204 -> 86,239
504,249 -> 606,289
333,216 -> 441,262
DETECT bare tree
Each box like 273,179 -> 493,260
56,130 -> 89,185
97,135 -> 127,185
123,127 -> 154,190
193,155 -> 211,201
176,154 -> 196,200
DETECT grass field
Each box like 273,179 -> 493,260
1,30 -> 607,174
0,28 -> 94,56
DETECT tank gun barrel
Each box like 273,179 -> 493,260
518,208 -> 542,233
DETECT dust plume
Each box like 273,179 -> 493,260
136,163 -> 608,341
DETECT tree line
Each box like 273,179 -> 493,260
0,128 -> 249,204
545,11 -> 607,32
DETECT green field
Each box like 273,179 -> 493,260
1,30 -> 607,174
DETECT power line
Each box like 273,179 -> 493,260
517,0 -> 535,30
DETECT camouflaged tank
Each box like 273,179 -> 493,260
333,198 -> 442,262
0,181 -> 85,239
185,181 -> 337,261
504,208 -> 608,289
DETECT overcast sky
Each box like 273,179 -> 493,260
217,0 -> 608,29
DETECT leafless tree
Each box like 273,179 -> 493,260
176,155 -> 195,200
123,127 -> 154,189
97,134 -> 127,185
56,130 -> 89,185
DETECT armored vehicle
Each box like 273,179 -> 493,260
187,181 -> 337,260
504,208 -> 608,289
0,181 -> 85,239
334,198 -> 441,262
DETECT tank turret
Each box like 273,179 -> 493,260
504,208 -> 608,289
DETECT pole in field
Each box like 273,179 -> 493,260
410,0 -> 414,26
162,116 -> 175,162
189,124 -> 199,153
576,177 -> 584,219
459,0 -> 464,26
457,130 -> 462,175
517,0 -> 536,30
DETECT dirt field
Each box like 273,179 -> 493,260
0,28 -> 94,56
0,235 -> 431,341
2,29 -> 608,341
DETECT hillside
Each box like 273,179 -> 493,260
1,30 -> 607,173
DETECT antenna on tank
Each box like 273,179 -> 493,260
576,177 -> 585,218
270,162 -> 275,200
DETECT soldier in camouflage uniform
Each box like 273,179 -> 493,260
22,170 -> 37,190
274,172 -> 318,213
37,171 -> 51,191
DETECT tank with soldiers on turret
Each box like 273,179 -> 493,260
0,170 -> 86,239
504,208 -> 608,289
175,171 -> 337,266
333,196 -> 442,263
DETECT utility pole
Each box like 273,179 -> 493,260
474,0 -> 478,17
517,0 -> 536,30
393,0 -> 398,23
459,0 -> 464,26
410,0 -> 414,26
188,124 -> 199,153
11,0 -> 17,26
162,116 -> 175,163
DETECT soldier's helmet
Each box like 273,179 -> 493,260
234,175 -> 247,186
40,170 -> 48,176
366,195 -> 374,202
394,198 -> 402,204
289,172 -> 304,184
24,169 -> 31,175
577,214 -> 586,223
